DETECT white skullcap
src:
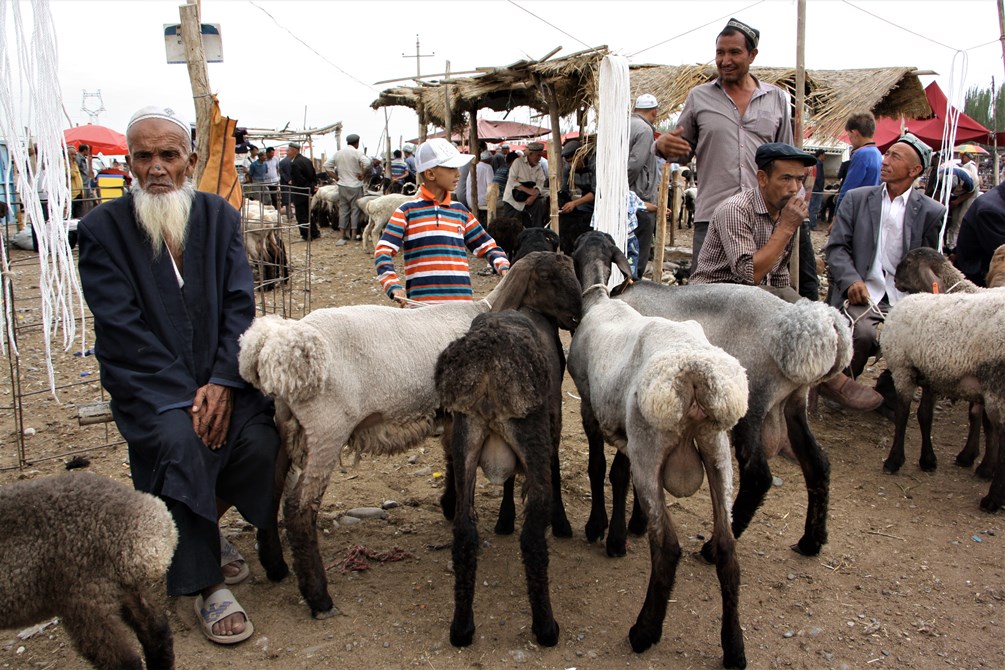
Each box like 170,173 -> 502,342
127,106 -> 191,136
635,94 -> 659,110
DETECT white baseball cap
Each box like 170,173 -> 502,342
415,139 -> 472,173
635,94 -> 659,110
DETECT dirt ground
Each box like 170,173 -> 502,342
1,224 -> 1003,670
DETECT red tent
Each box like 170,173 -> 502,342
64,124 -> 128,155
874,82 -> 991,151
410,119 -> 550,144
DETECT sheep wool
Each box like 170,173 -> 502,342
0,472 -> 177,669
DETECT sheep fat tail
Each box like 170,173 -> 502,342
635,352 -> 748,432
768,300 -> 848,385
239,315 -> 332,403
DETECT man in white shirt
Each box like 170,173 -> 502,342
323,133 -> 370,245
502,141 -> 548,228
467,150 -> 495,222
825,133 -> 945,411
263,147 -> 280,209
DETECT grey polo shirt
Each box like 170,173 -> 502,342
676,77 -> 793,222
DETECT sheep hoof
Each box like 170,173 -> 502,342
628,622 -> 661,653
605,537 -> 627,558
956,452 -> 977,468
919,456 -> 938,472
791,537 -> 822,556
723,650 -> 748,669
439,494 -> 455,521
980,494 -> 1003,513
627,514 -> 647,536
584,517 -> 607,543
882,456 -> 904,474
551,516 -> 573,539
533,619 -> 560,647
312,606 -> 340,620
450,622 -> 475,647
699,540 -> 716,565
265,563 -> 289,582
975,464 -> 995,481
494,517 -> 515,535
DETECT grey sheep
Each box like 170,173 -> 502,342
0,472 -> 177,669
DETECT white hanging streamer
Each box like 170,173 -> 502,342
0,0 -> 87,395
593,54 -> 631,289
933,50 -> 968,253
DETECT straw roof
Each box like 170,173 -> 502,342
371,47 -> 607,129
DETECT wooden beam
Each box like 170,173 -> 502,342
179,1 -> 212,184
544,83 -> 562,230
652,162 -> 671,283
469,103 -> 479,217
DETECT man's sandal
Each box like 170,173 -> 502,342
220,536 -> 249,586
194,588 -> 254,645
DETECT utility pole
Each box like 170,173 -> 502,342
80,90 -> 105,124
444,60 -> 452,142
403,35 -> 434,142
180,0 -> 212,183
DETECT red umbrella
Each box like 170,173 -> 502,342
64,124 -> 128,155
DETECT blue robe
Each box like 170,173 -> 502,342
78,191 -> 274,524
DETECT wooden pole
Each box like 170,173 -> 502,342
789,0 -> 807,294
652,162 -> 671,283
444,61 -> 452,143
670,168 -> 682,248
544,83 -> 562,230
469,104 -> 479,214
180,0 -> 212,184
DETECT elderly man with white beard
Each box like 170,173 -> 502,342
77,106 -> 279,646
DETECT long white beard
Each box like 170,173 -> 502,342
131,182 -> 195,257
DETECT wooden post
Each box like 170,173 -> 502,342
789,0 -> 807,294
670,167 -> 682,248
468,104 -> 479,214
179,0 -> 212,184
652,162 -> 671,283
544,83 -> 562,230
444,60 -> 452,142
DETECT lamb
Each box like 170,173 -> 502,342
512,226 -> 561,261
244,210 -> 289,291
568,232 -> 749,666
574,232 -> 850,560
892,247 -> 998,477
310,184 -> 339,229
879,284 -> 1005,512
359,193 -> 413,252
0,472 -> 177,670
435,257 -> 581,647
238,252 -> 582,618
486,212 -> 524,259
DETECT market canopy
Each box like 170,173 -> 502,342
409,118 -> 551,144
874,81 -> 992,151
64,124 -> 128,155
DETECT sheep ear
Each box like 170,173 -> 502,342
491,260 -> 532,312
919,266 -> 943,293
610,245 -> 634,281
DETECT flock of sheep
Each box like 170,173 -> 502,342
3,227 -> 1003,669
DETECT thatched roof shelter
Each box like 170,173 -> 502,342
371,46 -> 608,129
629,64 -> 931,139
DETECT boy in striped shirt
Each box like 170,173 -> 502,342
375,139 -> 510,305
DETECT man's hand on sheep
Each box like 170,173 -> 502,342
846,280 -> 870,305
191,383 -> 234,449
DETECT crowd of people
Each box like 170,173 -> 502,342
27,12 -> 1004,660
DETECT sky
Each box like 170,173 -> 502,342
6,0 -> 1004,158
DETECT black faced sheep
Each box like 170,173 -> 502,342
574,231 -> 850,561
512,226 -> 561,261
568,234 -> 749,666
893,247 -> 998,477
436,305 -> 579,648
0,472 -> 177,670
238,252 -> 584,618
487,212 -> 525,259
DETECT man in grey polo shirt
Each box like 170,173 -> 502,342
656,17 -> 793,260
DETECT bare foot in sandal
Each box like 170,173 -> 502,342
196,584 -> 254,644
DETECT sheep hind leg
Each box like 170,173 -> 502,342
582,399 -> 609,543
710,415 -> 771,563
120,590 -> 174,670
917,387 -> 938,472
698,431 -> 747,669
548,438 -> 573,538
783,395 -> 830,556
62,592 -> 145,670
974,410 -> 997,480
517,416 -> 560,646
450,416 -> 484,647
957,402 -> 984,468
439,416 -> 457,521
495,476 -> 517,535
606,450 -> 631,557
285,438 -> 342,618
627,488 -> 648,536
258,435 -> 291,582
980,408 -> 1005,512
627,468 -> 681,653
883,387 -> 916,474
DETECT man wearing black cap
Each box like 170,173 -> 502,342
502,141 -> 548,228
324,133 -> 369,244
288,143 -> 319,240
690,143 -> 814,291
656,17 -> 793,262
825,133 -> 945,414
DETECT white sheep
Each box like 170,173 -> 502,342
574,232 -> 850,561
310,184 -> 340,230
880,286 -> 1005,512
568,233 -> 749,667
238,253 -> 579,619
360,193 -> 413,252
0,472 -> 177,669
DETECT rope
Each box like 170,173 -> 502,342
0,0 -> 84,395
933,50 -> 968,254
944,279 -> 966,294
841,298 -> 884,327
593,55 -> 631,289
